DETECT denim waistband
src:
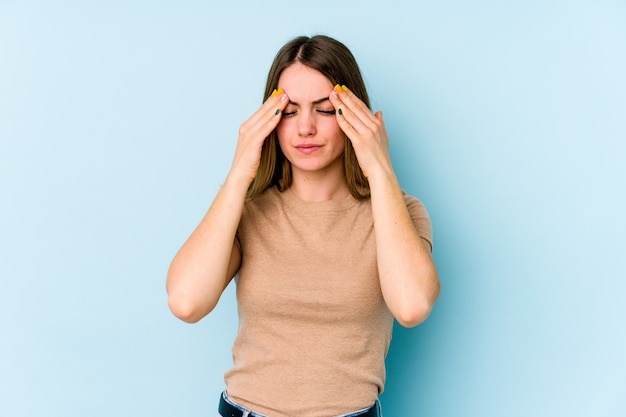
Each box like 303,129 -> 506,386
219,391 -> 381,417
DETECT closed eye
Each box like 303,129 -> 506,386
282,109 -> 335,118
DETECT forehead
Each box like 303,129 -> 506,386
278,63 -> 333,102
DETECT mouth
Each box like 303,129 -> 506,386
295,144 -> 322,154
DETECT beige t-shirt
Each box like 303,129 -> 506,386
225,186 -> 432,417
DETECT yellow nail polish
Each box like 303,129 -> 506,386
341,85 -> 349,92
334,84 -> 343,93
271,89 -> 278,97
276,88 -> 283,95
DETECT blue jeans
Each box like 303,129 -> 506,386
216,391 -> 383,417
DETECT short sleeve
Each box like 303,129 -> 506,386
403,192 -> 433,252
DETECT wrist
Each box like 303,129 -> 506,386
365,164 -> 398,190
223,170 -> 253,195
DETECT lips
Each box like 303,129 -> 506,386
295,143 -> 322,154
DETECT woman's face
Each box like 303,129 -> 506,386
276,63 -> 345,180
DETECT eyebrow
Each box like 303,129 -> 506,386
288,97 -> 330,106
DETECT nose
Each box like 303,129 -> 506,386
297,111 -> 316,137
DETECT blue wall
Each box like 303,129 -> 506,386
1,1 -> 624,416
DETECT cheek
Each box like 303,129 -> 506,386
275,123 -> 291,152
276,123 -> 288,143
321,118 -> 344,140
316,116 -> 336,129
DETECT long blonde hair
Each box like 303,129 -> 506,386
247,35 -> 371,200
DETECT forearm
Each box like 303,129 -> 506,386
327,85 -> 440,326
166,90 -> 288,323
166,173 -> 249,322
369,169 -> 440,327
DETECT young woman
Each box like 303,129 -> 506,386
166,35 -> 440,417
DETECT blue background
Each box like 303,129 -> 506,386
1,1 -> 625,416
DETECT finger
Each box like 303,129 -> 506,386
242,90 -> 288,138
330,94 -> 369,137
329,87 -> 375,137
255,91 -> 290,138
244,89 -> 288,130
334,85 -> 377,126
330,85 -> 378,131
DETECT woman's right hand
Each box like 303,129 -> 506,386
229,89 -> 289,183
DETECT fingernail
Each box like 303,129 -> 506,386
338,108 -> 343,115
334,84 -> 343,93
271,89 -> 278,96
275,109 -> 280,115
341,85 -> 348,92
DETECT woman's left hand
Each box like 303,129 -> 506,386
329,85 -> 392,179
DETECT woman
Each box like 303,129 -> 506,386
166,35 -> 440,417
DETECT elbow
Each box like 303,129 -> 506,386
395,282 -> 440,328
166,265 -> 216,323
395,302 -> 434,328
167,293 -> 214,324
168,297 -> 201,323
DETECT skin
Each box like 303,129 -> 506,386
166,62 -> 440,327
275,63 -> 348,201
328,81 -> 440,327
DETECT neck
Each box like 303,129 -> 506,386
289,168 -> 350,202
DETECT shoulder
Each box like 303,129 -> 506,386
401,190 -> 434,250
237,187 -> 283,247
402,191 -> 429,216
243,186 -> 282,213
